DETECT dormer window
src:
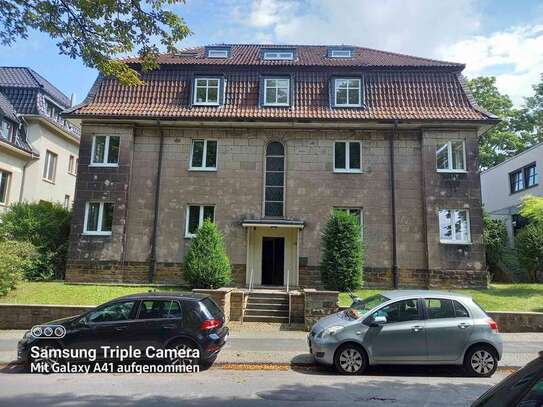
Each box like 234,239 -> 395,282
192,76 -> 224,106
260,77 -> 291,107
329,48 -> 353,58
262,49 -> 295,60
206,47 -> 230,58
332,78 -> 362,107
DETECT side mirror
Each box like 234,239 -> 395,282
371,316 -> 387,327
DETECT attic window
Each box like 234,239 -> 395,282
206,48 -> 230,58
263,49 -> 294,60
329,48 -> 353,58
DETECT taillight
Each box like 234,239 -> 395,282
487,319 -> 499,333
199,319 -> 222,330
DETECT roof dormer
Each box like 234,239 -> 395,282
205,46 -> 231,59
261,48 -> 296,61
328,47 -> 354,58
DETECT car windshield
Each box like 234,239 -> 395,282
347,294 -> 389,318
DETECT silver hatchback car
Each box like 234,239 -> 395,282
308,290 -> 503,376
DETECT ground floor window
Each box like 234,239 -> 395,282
185,205 -> 215,238
438,209 -> 470,244
0,169 -> 10,205
84,202 -> 114,235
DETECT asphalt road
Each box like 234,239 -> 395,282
0,365 -> 508,406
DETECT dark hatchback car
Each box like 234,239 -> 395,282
472,351 -> 543,406
18,292 -> 229,368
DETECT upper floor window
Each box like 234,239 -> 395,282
329,49 -> 353,58
264,142 -> 285,217
438,209 -> 470,244
185,205 -> 215,238
510,163 -> 538,193
190,139 -> 217,171
334,141 -> 361,173
193,77 -> 222,106
0,119 -> 14,141
91,135 -> 120,166
262,49 -> 294,60
0,169 -> 10,205
263,78 -> 290,107
333,78 -> 362,107
84,201 -> 114,235
436,140 -> 466,172
68,155 -> 77,175
43,150 -> 57,183
206,48 -> 230,58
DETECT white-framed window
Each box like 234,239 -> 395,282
193,77 -> 221,106
438,209 -> 471,244
334,141 -> 361,173
436,140 -> 466,172
334,207 -> 364,238
68,155 -> 76,175
264,142 -> 285,217
43,150 -> 58,182
330,49 -> 352,58
263,78 -> 290,106
91,135 -> 120,166
64,194 -> 70,209
185,205 -> 215,238
263,50 -> 294,60
83,201 -> 114,235
334,78 -> 362,107
0,169 -> 10,205
190,139 -> 217,171
0,119 -> 14,141
207,49 -> 229,58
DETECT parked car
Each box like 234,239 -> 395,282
472,351 -> 543,406
18,292 -> 229,370
308,290 -> 502,376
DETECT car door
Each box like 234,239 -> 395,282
64,300 -> 139,358
423,298 -> 473,361
364,298 -> 427,362
131,299 -> 184,351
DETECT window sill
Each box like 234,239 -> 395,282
68,172 -> 77,177
437,169 -> 468,174
42,178 -> 55,185
83,232 -> 112,236
262,104 -> 291,107
189,167 -> 217,172
333,169 -> 362,174
184,234 -> 195,239
193,102 -> 220,107
439,240 -> 472,245
334,104 -> 363,108
89,163 -> 119,168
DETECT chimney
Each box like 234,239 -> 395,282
70,93 -> 76,107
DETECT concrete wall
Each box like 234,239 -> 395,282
66,123 -> 486,288
0,148 -> 28,212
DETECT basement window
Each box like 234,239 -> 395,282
185,205 -> 215,238
91,135 -> 120,167
84,202 -> 114,235
438,209 -> 471,244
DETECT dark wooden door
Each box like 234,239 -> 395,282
261,237 -> 285,286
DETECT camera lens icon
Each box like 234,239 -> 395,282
31,326 -> 43,338
54,326 -> 66,338
30,325 -> 66,339
43,327 -> 53,337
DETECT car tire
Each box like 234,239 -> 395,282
463,345 -> 498,377
28,341 -> 62,374
168,339 -> 200,368
334,343 -> 368,375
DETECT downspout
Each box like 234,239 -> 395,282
390,120 -> 399,288
120,126 -> 136,272
148,122 -> 165,283
19,157 -> 33,202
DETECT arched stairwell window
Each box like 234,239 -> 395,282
264,142 -> 285,217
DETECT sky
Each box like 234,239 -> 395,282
1,0 -> 542,106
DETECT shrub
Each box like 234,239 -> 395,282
183,220 -> 232,289
520,195 -> 543,223
0,202 -> 71,280
320,210 -> 364,291
0,240 -> 37,295
516,222 -> 543,283
483,213 -> 508,278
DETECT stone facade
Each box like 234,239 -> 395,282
304,289 -> 340,329
0,304 -> 93,329
66,123 -> 487,289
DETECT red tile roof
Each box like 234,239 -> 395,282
67,44 -> 496,123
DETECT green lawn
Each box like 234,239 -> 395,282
338,284 -> 543,312
0,282 -> 183,306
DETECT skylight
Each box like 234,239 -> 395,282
262,49 -> 295,60
206,48 -> 230,58
329,48 -> 353,58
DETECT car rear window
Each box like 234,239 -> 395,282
200,297 -> 223,319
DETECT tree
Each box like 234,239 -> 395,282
0,1 -> 191,85
516,223 -> 543,283
520,74 -> 543,146
467,77 -> 524,168
183,220 -> 231,289
482,213 -> 508,277
520,195 -> 543,224
320,210 -> 364,291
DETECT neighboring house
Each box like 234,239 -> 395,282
0,67 -> 80,210
481,142 -> 542,244
64,44 -> 497,289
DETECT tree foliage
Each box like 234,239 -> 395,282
183,220 -> 231,289
483,213 -> 508,271
0,240 -> 37,295
520,195 -> 543,224
0,0 -> 191,85
320,210 -> 364,291
516,222 -> 543,283
0,202 -> 71,280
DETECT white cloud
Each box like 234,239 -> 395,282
441,25 -> 543,105
248,0 -> 298,29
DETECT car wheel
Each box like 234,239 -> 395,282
464,345 -> 498,377
29,342 -> 61,374
168,340 -> 200,368
334,344 -> 367,375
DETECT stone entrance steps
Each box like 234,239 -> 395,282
243,292 -> 290,323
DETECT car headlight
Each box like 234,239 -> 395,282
318,325 -> 344,338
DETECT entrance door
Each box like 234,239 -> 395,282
261,237 -> 285,286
